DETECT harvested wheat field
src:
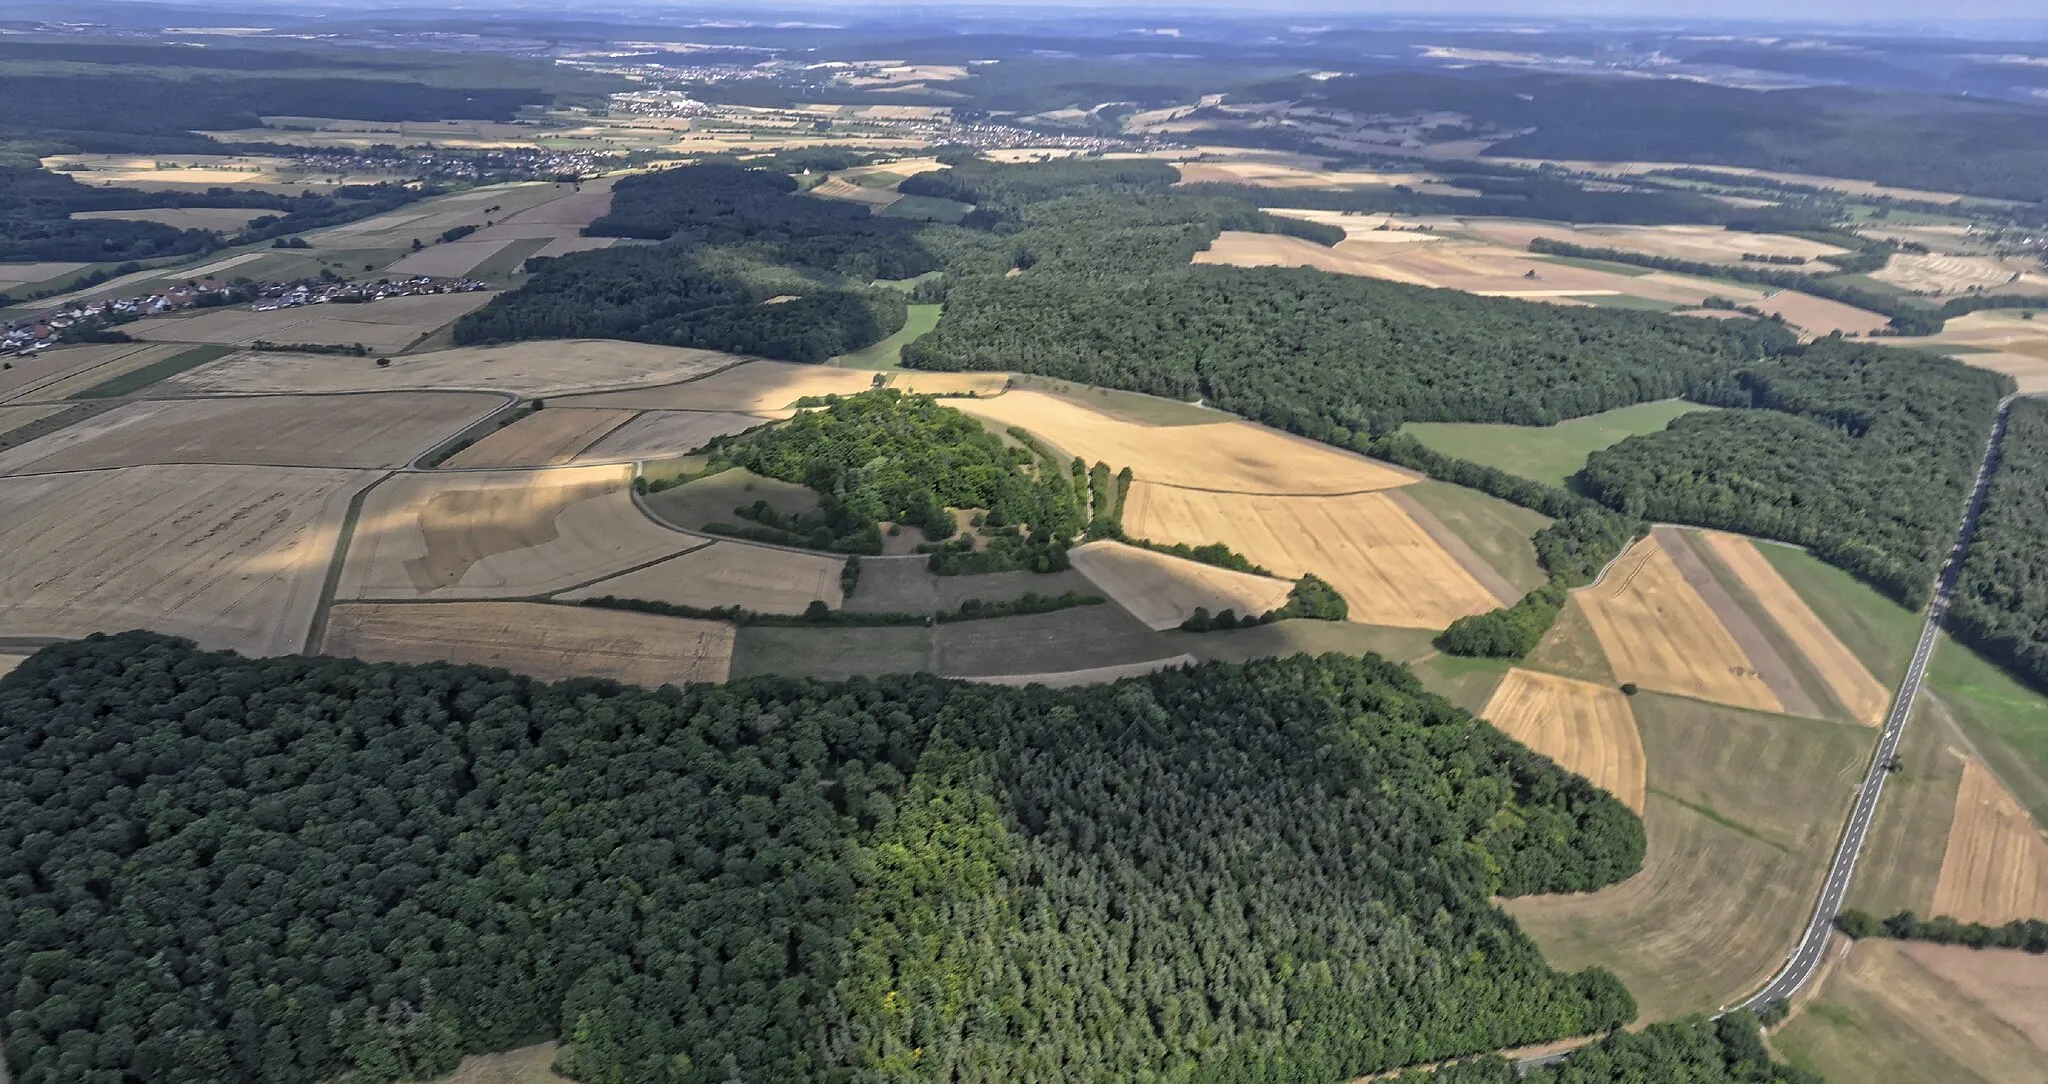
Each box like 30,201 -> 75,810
440,408 -> 637,469
1931,758 -> 2048,925
1069,540 -> 1295,630
886,371 -> 1011,397
174,339 -> 747,397
564,360 -> 879,413
0,392 -> 496,475
1577,535 -> 1783,713
131,292 -> 495,352
1752,290 -> 1893,337
323,601 -> 732,687
808,176 -> 902,208
1871,253 -> 2047,296
954,654 -> 1198,689
562,541 -> 845,614
1482,669 -> 1647,813
0,464 -> 374,655
1464,220 -> 1850,266
384,238 -> 518,278
1262,209 -> 1458,244
0,260 -> 85,288
1121,483 -> 1500,627
0,342 -> 176,403
0,405 -> 68,441
1901,942 -> 2048,1050
953,390 -> 1414,494
338,465 -> 695,600
1775,939 -> 2048,1084
1912,312 -> 2048,394
574,410 -> 770,462
1172,160 -> 1447,189
1698,531 -> 1891,724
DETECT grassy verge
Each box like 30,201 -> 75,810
834,303 -> 942,370
69,343 -> 232,399
1399,479 -> 1552,595
1925,631 -> 2048,826
1400,399 -> 1717,488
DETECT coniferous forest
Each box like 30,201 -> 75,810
0,633 -> 1642,1084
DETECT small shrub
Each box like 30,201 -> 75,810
1619,682 -> 1639,696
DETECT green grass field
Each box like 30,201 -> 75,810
1401,399 -> 1717,487
71,343 -> 232,399
1507,695 -> 1874,1021
834,303 -> 942,370
1756,543 -> 1920,687
933,605 -> 1171,676
877,195 -> 974,223
1398,480 -> 1552,595
1845,696 -> 1965,918
1522,595 -> 1618,686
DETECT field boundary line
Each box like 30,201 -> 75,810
547,540 -> 721,597
303,472 -> 395,655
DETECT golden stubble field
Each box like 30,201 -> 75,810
1698,531 -> 1891,724
0,343 -> 183,403
174,340 -> 749,397
573,410 -> 774,462
441,408 -> 638,469
0,392 -> 498,475
1871,252 -> 2048,296
323,600 -> 732,687
1068,540 -> 1295,630
563,360 -> 879,413
1482,668 -> 1646,813
338,465 -> 695,600
0,464 -> 376,655
129,292 -> 497,352
1575,534 -> 1785,714
562,541 -> 847,614
1931,757 -> 2048,925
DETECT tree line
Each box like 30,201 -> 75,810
0,631 -> 1644,1084
1396,1012 -> 1821,1084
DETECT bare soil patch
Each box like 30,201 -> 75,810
323,601 -> 732,687
0,392 -> 496,474
1482,668 -> 1646,812
0,464 -> 374,655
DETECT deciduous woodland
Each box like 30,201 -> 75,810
1949,397 -> 2048,692
0,633 -> 1642,1084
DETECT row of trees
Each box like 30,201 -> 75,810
0,631 -> 1644,1084
1835,908 -> 2048,953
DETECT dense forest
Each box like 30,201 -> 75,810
0,632 -> 1643,1084
1581,342 -> 2009,604
452,165 -> 930,359
0,166 -> 434,262
1946,396 -> 2048,690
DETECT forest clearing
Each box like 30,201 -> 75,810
321,600 -> 733,687
0,464 -> 373,655
0,391 -> 496,474
1929,757 -> 2048,925
561,541 -> 847,614
1481,668 -> 1647,813
172,339 -> 747,396
1067,539 -> 1295,630
337,465 -> 694,600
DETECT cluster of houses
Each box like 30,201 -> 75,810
282,146 -> 610,183
248,275 -> 488,312
1,275 -> 488,358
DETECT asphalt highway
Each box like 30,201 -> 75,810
1520,395 -> 2018,1073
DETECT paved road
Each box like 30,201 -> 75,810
1732,394 -> 2014,1014
1517,396 -> 2018,1075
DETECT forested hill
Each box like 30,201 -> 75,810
0,632 -> 1643,1084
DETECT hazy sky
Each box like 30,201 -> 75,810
898,0 -> 2048,24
